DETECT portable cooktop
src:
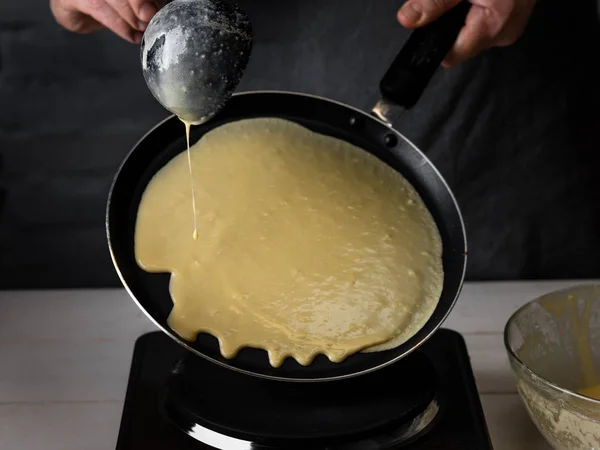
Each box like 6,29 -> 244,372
115,329 -> 492,449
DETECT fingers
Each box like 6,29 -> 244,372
106,0 -> 145,31
50,0 -> 164,43
442,0 -> 536,66
494,0 -> 536,47
397,0 -> 462,28
51,0 -> 99,32
442,4 -> 492,67
397,0 -> 536,67
81,0 -> 142,42
128,0 -> 159,23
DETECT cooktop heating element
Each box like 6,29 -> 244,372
116,329 -> 492,449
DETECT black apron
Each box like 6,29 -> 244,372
236,0 -> 600,280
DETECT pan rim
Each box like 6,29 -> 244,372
106,89 -> 468,382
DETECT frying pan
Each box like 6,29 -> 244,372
107,1 -> 470,382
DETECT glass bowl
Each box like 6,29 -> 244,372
504,284 -> 600,449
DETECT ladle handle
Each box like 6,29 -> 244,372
379,1 -> 471,109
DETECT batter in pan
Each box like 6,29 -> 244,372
135,118 -> 443,367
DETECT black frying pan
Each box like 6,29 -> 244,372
107,1 -> 470,382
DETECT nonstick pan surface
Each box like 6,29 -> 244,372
107,90 -> 467,381
108,1 -> 471,381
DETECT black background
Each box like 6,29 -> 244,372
1,0 -> 599,288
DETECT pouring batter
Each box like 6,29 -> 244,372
135,118 -> 443,367
183,121 -> 199,240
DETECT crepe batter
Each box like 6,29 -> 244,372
135,118 -> 444,367
542,294 -> 600,400
183,121 -> 199,240
579,384 -> 600,400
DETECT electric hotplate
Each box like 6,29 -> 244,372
116,329 -> 493,449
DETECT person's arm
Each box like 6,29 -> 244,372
397,0 -> 536,67
50,0 -> 163,43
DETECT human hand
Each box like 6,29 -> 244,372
397,0 -> 536,67
50,0 -> 163,43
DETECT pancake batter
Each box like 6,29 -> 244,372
183,120 -> 199,240
542,294 -> 600,400
579,384 -> 600,400
135,118 -> 443,367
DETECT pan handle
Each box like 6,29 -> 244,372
378,1 -> 471,110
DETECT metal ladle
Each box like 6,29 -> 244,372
140,0 -> 252,125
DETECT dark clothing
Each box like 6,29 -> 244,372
237,0 -> 600,280
0,0 -> 598,287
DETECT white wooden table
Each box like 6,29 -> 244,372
0,280 -> 592,449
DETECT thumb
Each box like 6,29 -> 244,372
398,0 -> 463,28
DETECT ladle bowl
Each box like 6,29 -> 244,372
140,0 -> 252,124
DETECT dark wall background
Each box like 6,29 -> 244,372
0,0 -> 409,288
0,1 -> 161,287
1,0 -> 599,288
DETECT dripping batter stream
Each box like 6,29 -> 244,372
183,120 -> 199,240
